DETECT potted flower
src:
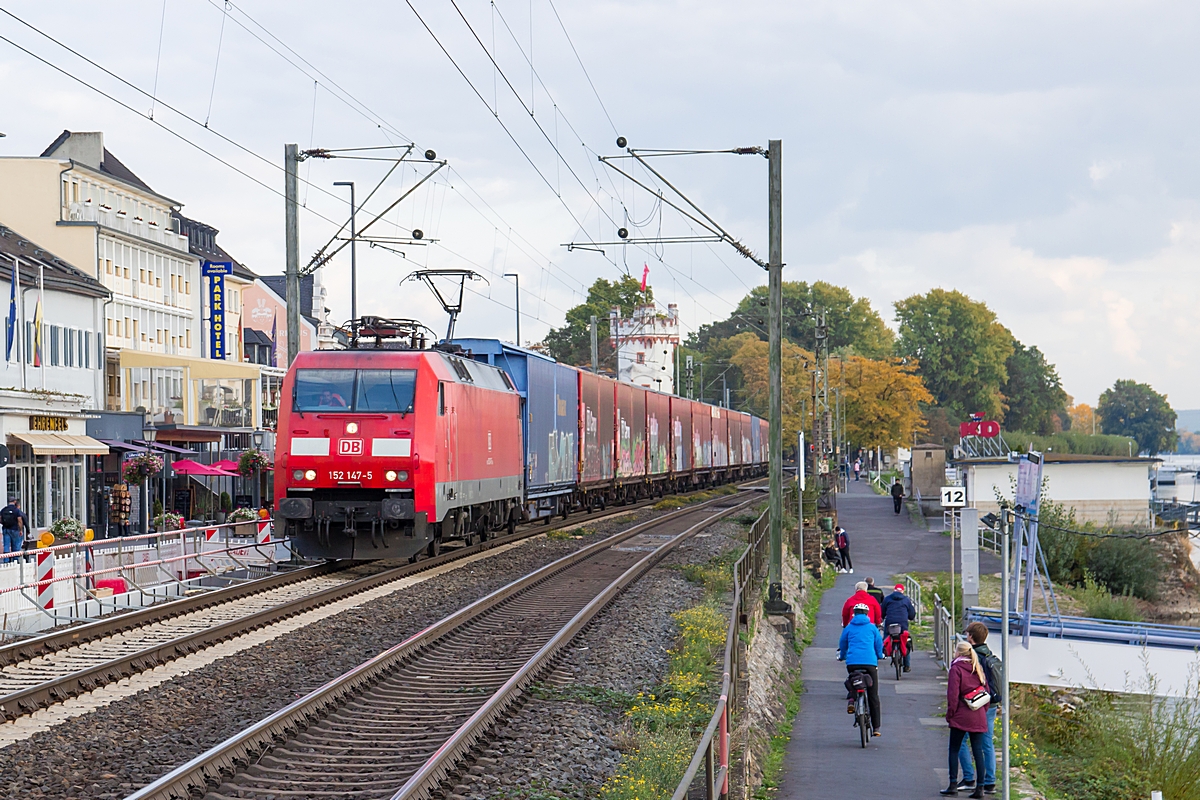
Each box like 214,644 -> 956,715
237,449 -> 271,477
153,512 -> 184,532
123,453 -> 164,484
227,506 -> 258,537
49,517 -> 87,544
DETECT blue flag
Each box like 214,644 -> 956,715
269,309 -> 278,367
5,265 -> 16,363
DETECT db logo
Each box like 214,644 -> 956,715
338,439 -> 364,456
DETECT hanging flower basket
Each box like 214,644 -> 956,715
123,453 -> 164,483
237,449 -> 272,478
49,517 -> 87,544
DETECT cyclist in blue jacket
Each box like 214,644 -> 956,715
838,603 -> 884,734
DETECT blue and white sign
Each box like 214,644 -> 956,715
202,261 -> 234,360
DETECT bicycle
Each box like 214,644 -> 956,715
888,623 -> 904,680
848,668 -> 874,747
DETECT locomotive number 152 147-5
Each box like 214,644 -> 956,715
330,470 -> 373,481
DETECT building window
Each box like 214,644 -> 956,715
636,352 -> 645,364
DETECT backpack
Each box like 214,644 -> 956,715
0,506 -> 17,529
980,650 -> 1004,704
836,531 -> 848,549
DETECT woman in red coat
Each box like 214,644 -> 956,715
941,641 -> 989,797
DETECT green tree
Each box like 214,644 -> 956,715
1003,342 -> 1070,435
1097,379 -> 1177,456
542,276 -> 651,367
690,281 -> 894,358
893,289 -> 1014,421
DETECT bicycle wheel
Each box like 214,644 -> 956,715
895,653 -> 903,681
858,697 -> 869,748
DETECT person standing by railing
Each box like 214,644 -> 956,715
0,498 -> 28,562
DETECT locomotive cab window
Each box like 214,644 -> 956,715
294,369 -> 354,410
438,382 -> 445,416
356,370 -> 417,413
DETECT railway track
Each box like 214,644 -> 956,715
127,490 -> 757,800
0,487 -> 745,723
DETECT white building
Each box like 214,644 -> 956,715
0,224 -> 111,529
956,454 -> 1158,526
610,303 -> 679,394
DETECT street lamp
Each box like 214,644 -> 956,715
503,273 -> 520,346
334,181 -> 358,343
142,425 -> 157,536
251,430 -> 265,510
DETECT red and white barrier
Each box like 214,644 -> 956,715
36,548 -> 54,610
257,520 -> 273,544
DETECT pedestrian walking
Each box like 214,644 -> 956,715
1,498 -> 29,561
956,621 -> 1003,794
853,458 -> 861,481
941,641 -> 990,798
890,478 -> 905,514
835,525 -> 853,573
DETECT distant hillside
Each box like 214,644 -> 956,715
1177,409 -> 1200,433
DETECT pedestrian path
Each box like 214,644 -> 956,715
776,478 -> 1001,798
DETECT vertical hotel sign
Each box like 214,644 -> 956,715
202,261 -> 234,359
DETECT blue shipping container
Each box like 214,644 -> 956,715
453,339 -> 579,498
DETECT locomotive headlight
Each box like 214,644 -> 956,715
293,470 -> 304,481
345,422 -> 359,434
397,470 -> 408,482
386,470 -> 398,482
304,469 -> 317,481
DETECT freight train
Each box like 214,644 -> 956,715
274,328 -> 767,561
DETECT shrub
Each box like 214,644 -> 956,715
220,492 -> 233,513
1076,574 -> 1143,622
1085,537 -> 1161,600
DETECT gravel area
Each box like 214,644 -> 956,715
0,509 -> 658,800
451,518 -> 745,800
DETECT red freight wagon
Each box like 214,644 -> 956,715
275,349 -> 523,561
646,390 -> 671,478
670,395 -> 693,477
579,371 -> 616,485
712,406 -> 729,468
616,382 -> 648,480
728,412 -> 742,468
735,411 -> 753,467
692,400 -> 712,473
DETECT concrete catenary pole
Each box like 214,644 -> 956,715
766,139 -> 789,614
590,315 -> 599,373
285,144 -> 301,365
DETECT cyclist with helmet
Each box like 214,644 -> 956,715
838,602 -> 884,735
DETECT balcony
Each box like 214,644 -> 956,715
67,202 -> 189,253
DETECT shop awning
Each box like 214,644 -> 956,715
98,439 -> 147,452
9,433 -> 110,455
119,350 -> 261,379
135,440 -> 194,455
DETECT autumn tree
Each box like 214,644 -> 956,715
1097,380 -> 1177,456
542,276 -> 651,367
894,289 -> 1013,421
691,281 -> 894,358
1068,403 -> 1098,434
1002,342 -> 1069,435
727,333 -> 814,451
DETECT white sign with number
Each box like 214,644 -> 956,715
940,486 -> 967,508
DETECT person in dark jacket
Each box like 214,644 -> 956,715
838,603 -> 884,734
0,498 -> 28,561
957,621 -> 1002,793
834,526 -> 852,573
864,576 -> 886,607
880,583 -> 917,671
941,641 -> 989,797
890,478 -> 905,514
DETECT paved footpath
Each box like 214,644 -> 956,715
776,479 -> 1001,799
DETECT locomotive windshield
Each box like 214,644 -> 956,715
294,368 -> 416,413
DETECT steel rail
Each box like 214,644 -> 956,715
125,492 -> 758,800
0,486 -> 751,721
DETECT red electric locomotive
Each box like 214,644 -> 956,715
274,341 -> 523,561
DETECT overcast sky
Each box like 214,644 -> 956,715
1,1 -> 1198,409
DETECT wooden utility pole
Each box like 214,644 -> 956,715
766,139 -> 790,615
285,144 -> 301,365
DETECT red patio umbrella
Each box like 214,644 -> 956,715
211,459 -> 240,472
172,460 -> 229,477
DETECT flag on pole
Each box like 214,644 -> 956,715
5,262 -> 16,363
32,292 -> 42,368
269,309 -> 278,367
640,263 -> 649,292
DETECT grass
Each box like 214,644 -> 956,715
652,484 -> 738,511
1075,573 -> 1143,622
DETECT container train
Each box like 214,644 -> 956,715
274,330 -> 767,561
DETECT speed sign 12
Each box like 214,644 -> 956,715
940,486 -> 966,508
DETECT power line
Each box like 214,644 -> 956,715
544,0 -> 618,135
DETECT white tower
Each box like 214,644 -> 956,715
610,304 -> 680,394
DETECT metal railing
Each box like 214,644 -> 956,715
672,508 -> 770,800
900,574 -> 923,625
932,592 -> 960,668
